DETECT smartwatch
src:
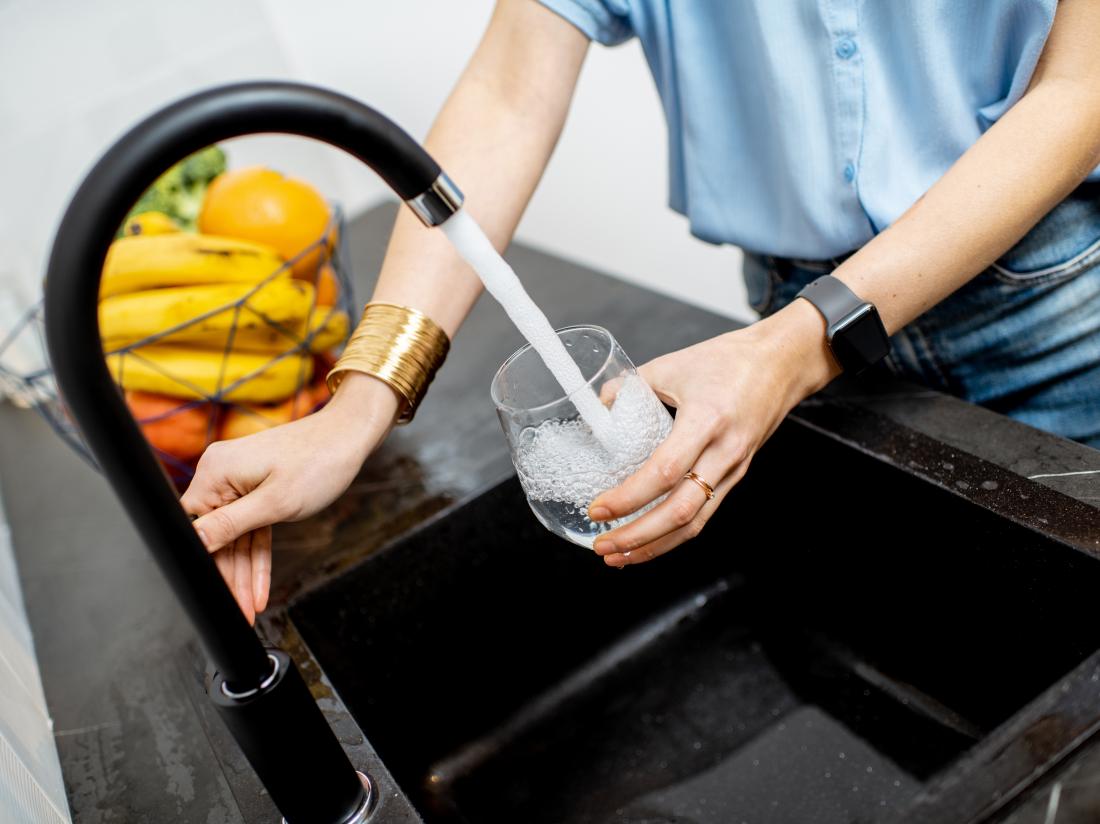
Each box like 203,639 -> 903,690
795,275 -> 890,375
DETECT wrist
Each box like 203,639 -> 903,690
748,298 -> 841,405
322,372 -> 401,458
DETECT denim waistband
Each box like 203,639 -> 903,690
755,249 -> 856,275
760,180 -> 1100,276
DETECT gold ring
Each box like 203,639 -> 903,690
683,471 -> 715,501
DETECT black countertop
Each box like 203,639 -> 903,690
3,203 -> 1098,823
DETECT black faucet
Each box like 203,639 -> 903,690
43,81 -> 464,824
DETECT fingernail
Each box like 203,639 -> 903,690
257,578 -> 270,614
594,539 -> 616,555
196,528 -> 211,548
605,554 -> 628,568
589,506 -> 612,522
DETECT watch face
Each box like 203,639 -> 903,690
829,305 -> 891,374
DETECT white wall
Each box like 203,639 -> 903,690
0,0 -> 354,312
0,0 -> 750,330
0,481 -> 71,823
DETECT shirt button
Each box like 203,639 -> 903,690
835,38 -> 857,59
843,163 -> 856,183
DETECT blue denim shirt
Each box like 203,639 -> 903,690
538,0 -> 1099,259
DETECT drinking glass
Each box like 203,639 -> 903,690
490,325 -> 673,548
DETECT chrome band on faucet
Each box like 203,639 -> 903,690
405,172 -> 464,226
219,652 -> 281,699
282,771 -> 375,824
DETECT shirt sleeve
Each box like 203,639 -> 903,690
536,0 -> 635,46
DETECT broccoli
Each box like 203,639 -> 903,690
116,145 -> 227,236
179,145 -> 227,188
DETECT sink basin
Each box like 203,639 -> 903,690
289,420 -> 1100,824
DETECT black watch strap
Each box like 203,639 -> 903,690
796,275 -> 890,375
798,275 -> 863,328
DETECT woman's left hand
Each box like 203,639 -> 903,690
589,299 -> 838,566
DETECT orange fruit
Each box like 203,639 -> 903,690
126,391 -> 216,461
198,166 -> 334,279
316,262 -> 339,306
218,388 -> 322,440
308,374 -> 331,407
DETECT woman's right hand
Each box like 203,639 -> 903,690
180,373 -> 399,622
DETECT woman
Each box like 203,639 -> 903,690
182,0 -> 1100,621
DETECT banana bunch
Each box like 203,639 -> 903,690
101,233 -> 288,298
166,307 -> 351,354
100,231 -> 349,404
106,345 -> 313,403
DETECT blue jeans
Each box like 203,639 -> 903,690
743,182 -> 1100,449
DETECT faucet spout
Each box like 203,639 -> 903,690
43,81 -> 463,824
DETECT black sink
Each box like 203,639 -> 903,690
290,419 -> 1100,824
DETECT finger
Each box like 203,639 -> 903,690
598,375 -> 626,407
180,455 -> 231,518
593,447 -> 731,556
603,461 -> 749,568
180,482 -> 216,518
233,533 -> 256,625
192,485 -> 282,553
212,541 -> 250,618
251,526 -> 272,614
213,542 -> 235,588
635,357 -> 684,408
589,406 -> 714,521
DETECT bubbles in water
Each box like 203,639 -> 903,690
514,375 -> 672,510
512,374 -> 673,545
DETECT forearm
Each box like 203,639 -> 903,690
331,1 -> 587,417
838,87 -> 1100,336
772,0 -> 1100,399
368,1 -> 588,338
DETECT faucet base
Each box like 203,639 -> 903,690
211,649 -> 368,823
283,771 -> 375,824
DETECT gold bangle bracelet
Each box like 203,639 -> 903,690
326,302 -> 450,424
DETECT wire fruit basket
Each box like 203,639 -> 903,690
0,208 -> 355,487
